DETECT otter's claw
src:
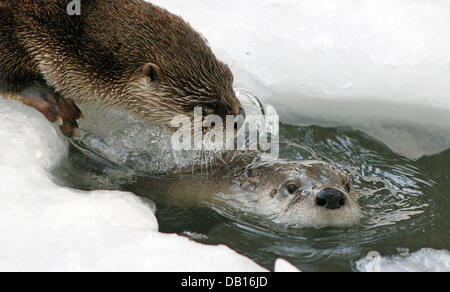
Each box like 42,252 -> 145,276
21,86 -> 84,137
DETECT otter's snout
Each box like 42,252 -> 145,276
316,188 -> 346,210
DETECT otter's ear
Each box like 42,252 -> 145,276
138,63 -> 161,82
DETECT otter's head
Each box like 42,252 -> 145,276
126,8 -> 243,127
237,160 -> 361,228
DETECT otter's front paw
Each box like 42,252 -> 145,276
21,87 -> 84,137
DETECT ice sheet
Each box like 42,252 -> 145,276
356,249 -> 450,272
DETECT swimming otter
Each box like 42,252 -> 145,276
129,159 -> 362,228
0,0 -> 242,136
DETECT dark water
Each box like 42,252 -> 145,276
52,124 -> 450,272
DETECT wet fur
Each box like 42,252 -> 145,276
0,0 -> 240,125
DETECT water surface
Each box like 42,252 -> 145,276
52,123 -> 450,272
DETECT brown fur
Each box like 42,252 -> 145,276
0,0 -> 241,127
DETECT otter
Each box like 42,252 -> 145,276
0,0 -> 242,136
128,159 -> 362,228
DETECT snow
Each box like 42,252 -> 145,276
356,249 -> 450,272
274,259 -> 302,272
0,99 -> 267,272
151,0 -> 450,158
153,0 -> 450,112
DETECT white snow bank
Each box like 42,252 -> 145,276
356,249 -> 450,272
274,259 -> 301,272
153,0 -> 450,114
0,99 -> 267,272
152,0 -> 450,158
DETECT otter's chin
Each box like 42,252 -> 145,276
278,205 -> 362,228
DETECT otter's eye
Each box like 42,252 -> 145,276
286,184 -> 299,195
345,183 -> 351,193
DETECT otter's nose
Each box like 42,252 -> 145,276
316,188 -> 346,210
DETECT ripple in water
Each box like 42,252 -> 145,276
280,125 -> 435,231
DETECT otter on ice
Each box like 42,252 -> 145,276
0,0 -> 242,136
